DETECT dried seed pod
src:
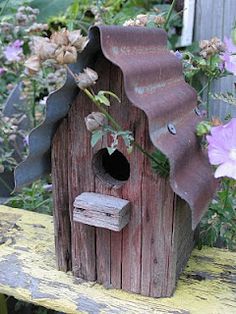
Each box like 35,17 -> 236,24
51,29 -> 69,46
24,55 -> 41,75
68,30 -> 88,52
200,37 -> 225,59
32,37 -> 58,60
154,15 -> 166,25
75,67 -> 98,89
55,45 -> 77,64
85,112 -> 107,132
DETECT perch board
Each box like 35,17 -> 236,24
0,205 -> 235,314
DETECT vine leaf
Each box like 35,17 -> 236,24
91,130 -> 103,147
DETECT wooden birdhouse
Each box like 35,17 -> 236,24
14,26 -> 217,298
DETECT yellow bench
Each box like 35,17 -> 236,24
0,205 -> 235,314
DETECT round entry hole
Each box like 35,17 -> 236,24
92,148 -> 130,187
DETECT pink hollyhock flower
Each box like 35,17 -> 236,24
206,118 -> 236,180
220,37 -> 236,75
3,39 -> 23,62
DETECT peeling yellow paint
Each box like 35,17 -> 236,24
0,205 -> 236,314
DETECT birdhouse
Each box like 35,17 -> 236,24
14,26 -> 217,298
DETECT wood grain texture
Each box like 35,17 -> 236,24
0,205 -> 236,314
67,78 -> 96,281
51,118 -> 71,272
73,192 -> 130,231
194,0 -> 236,118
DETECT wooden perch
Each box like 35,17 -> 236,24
0,205 -> 235,314
73,192 -> 130,231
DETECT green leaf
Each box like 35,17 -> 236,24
91,130 -> 103,147
151,150 -> 170,177
95,94 -> 110,106
99,91 -> 121,103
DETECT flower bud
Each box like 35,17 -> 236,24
85,112 -> 107,132
75,67 -> 98,89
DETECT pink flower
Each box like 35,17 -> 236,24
3,40 -> 24,62
0,68 -> 5,76
224,37 -> 236,53
206,118 -> 236,180
220,37 -> 236,75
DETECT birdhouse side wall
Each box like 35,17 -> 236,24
51,55 -> 195,297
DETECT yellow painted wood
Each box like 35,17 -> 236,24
0,205 -> 235,314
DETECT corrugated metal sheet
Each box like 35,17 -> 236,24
14,25 -> 217,228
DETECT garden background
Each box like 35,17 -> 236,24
0,0 -> 235,313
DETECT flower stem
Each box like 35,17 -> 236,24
222,178 -> 231,211
198,82 -> 209,96
83,88 -> 122,131
32,79 -> 37,128
164,0 -> 177,31
0,176 -> 12,193
206,78 -> 212,119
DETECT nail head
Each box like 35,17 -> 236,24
167,123 -> 176,135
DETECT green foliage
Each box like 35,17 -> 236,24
31,0 -> 74,21
0,294 -> 7,314
200,179 -> 236,251
195,120 -> 212,137
5,180 -> 53,215
151,149 -> 170,178
94,90 -> 121,107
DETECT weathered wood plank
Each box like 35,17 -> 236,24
0,205 -> 236,314
67,83 -> 96,281
51,118 -> 71,272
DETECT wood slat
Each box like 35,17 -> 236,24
67,83 -> 96,281
51,118 -> 71,272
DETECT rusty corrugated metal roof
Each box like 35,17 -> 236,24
14,25 -> 217,228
